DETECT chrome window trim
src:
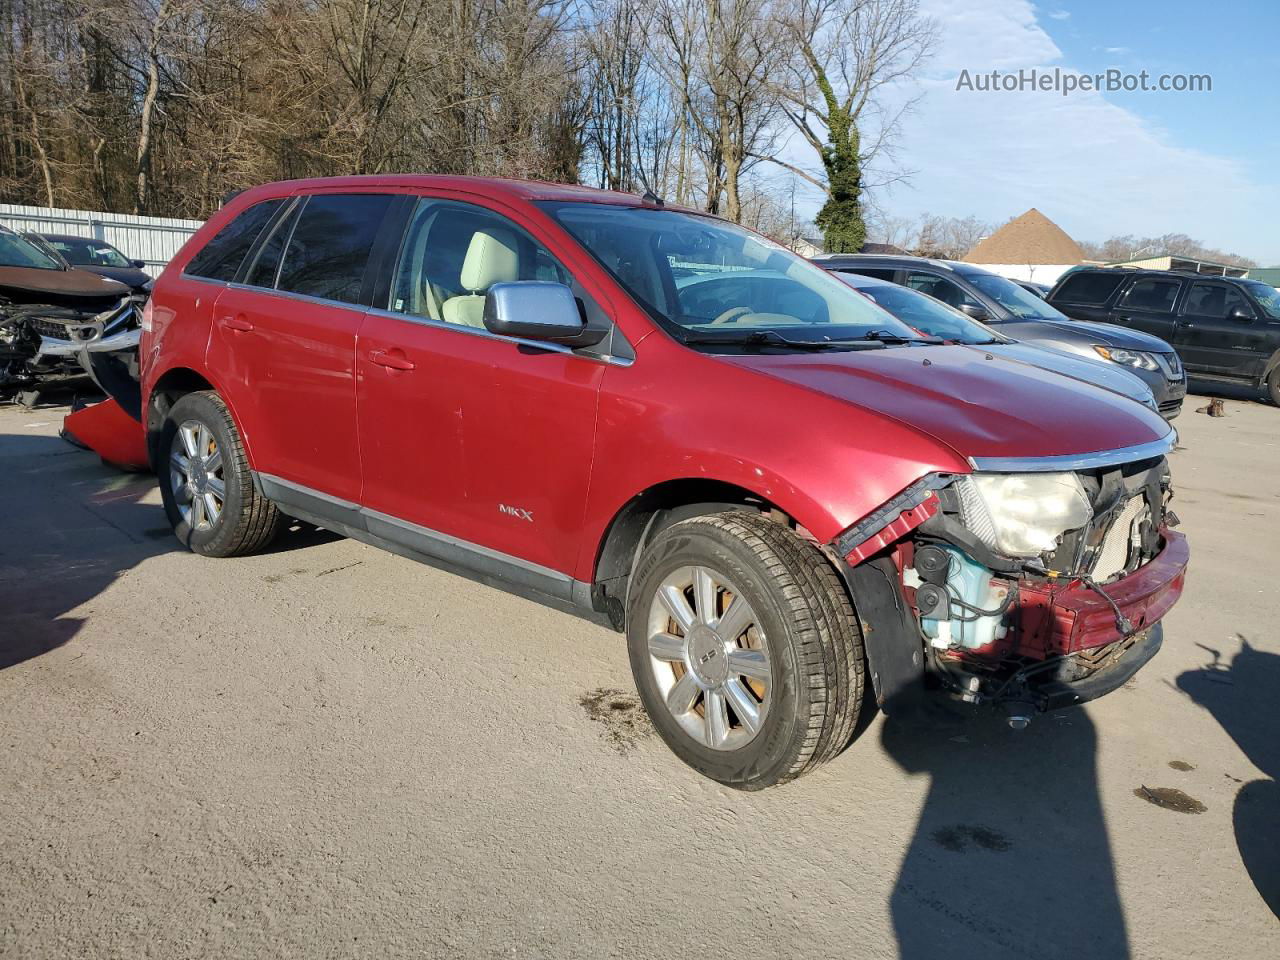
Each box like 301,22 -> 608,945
968,433 -> 1176,472
365,306 -> 634,367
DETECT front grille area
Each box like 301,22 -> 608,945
1154,352 -> 1183,380
28,318 -> 71,339
1091,496 -> 1150,581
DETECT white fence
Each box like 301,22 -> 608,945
0,203 -> 204,277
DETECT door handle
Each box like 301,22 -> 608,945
220,315 -> 253,332
1112,316 -> 1132,325
369,349 -> 415,371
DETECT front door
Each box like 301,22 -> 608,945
356,196 -> 605,582
1175,280 -> 1272,379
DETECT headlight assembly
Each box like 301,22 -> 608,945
1094,345 -> 1159,372
956,472 -> 1092,558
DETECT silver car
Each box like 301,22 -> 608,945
815,255 -> 1187,418
833,272 -> 1159,411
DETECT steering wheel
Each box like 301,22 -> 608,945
711,306 -> 754,325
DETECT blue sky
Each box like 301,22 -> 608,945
782,0 -> 1280,263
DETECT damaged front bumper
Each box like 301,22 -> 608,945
834,453 -> 1189,721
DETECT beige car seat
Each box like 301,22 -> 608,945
442,229 -> 520,328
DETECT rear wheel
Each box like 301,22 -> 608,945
626,511 -> 864,789
158,391 -> 285,557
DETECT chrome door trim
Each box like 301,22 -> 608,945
363,307 -> 634,367
256,472 -> 573,601
968,433 -> 1177,473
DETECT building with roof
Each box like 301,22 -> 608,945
962,208 -> 1084,285
1101,254 -> 1248,277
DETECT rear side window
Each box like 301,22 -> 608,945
1053,271 -> 1125,305
184,199 -> 284,281
1120,277 -> 1181,313
843,267 -> 896,281
275,194 -> 394,304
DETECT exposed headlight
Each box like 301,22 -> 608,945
1094,345 -> 1159,372
956,472 -> 1093,558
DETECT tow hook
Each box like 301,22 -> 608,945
1004,701 -> 1035,731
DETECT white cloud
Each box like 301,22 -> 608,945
1047,9 -> 1071,19
1103,46 -> 1130,55
845,0 -> 1280,261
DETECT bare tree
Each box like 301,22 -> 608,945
771,0 -> 935,251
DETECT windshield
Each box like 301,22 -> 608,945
835,275 -> 1006,344
0,230 -> 62,270
45,236 -> 132,268
1242,280 -> 1280,320
963,270 -> 1070,321
539,203 -> 919,345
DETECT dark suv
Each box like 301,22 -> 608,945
816,255 -> 1188,418
1047,267 -> 1280,405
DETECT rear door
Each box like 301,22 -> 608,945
1107,275 -> 1183,342
1175,280 -> 1269,378
206,191 -> 396,503
355,194 -> 610,581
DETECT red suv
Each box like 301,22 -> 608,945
141,176 -> 1189,788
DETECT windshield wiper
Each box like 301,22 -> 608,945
849,329 -> 942,345
679,330 -> 880,351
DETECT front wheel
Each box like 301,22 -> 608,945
626,511 -> 865,789
1266,367 -> 1280,406
158,390 -> 285,557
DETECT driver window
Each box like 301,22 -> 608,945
390,198 -> 573,328
906,271 -> 979,310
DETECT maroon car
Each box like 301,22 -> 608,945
140,176 -> 1188,788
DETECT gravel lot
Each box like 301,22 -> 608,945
2,389 -> 1277,959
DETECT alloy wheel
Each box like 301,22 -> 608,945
645,565 -> 772,751
169,420 -> 225,532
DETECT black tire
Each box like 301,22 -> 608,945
626,511 -> 865,789
1267,368 -> 1280,406
158,390 -> 285,557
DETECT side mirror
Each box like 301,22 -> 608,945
483,281 -> 604,346
958,303 -> 991,322
130,259 -> 146,269
1227,305 -> 1254,322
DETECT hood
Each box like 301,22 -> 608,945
0,264 -> 130,301
983,342 -> 1154,406
723,345 -> 1171,462
80,265 -> 150,293
1030,318 -> 1175,352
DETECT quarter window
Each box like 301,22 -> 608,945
184,199 -> 284,281
1119,277 -> 1181,313
275,194 -> 394,304
1184,282 -> 1250,318
243,201 -> 300,289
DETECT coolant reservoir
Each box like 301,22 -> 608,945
917,546 -> 1009,650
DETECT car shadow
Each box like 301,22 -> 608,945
879,696 -> 1128,959
1176,636 -> 1280,919
0,427 -> 336,672
1186,379 -> 1268,406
